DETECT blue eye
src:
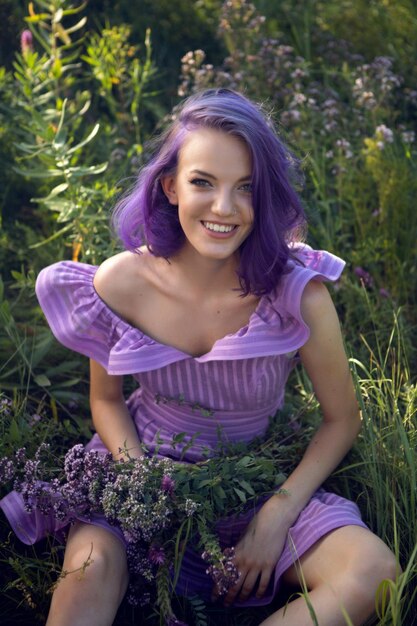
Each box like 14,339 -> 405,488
190,178 -> 211,187
240,183 -> 252,193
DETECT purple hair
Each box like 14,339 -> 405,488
111,88 -> 306,295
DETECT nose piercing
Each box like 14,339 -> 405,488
232,207 -> 237,215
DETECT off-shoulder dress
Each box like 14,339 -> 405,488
0,245 -> 366,605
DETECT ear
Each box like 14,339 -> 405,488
160,175 -> 178,206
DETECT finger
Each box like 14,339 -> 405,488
256,567 -> 272,599
236,569 -> 260,603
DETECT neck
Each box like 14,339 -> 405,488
169,245 -> 242,298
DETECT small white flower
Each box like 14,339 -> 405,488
376,124 -> 394,143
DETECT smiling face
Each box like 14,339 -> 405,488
161,127 -> 254,263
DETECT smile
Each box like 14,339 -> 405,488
202,221 -> 237,233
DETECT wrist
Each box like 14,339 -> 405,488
267,489 -> 302,526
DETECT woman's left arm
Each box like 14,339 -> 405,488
221,280 -> 362,605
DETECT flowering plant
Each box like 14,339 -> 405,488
0,410 -> 310,625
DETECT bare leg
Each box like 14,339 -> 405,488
46,522 -> 128,626
260,526 -> 399,626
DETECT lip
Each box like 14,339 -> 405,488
201,221 -> 238,238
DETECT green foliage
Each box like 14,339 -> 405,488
0,0 -> 159,272
0,0 -> 416,624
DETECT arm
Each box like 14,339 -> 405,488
273,279 -> 361,523
89,358 -> 144,460
222,280 -> 361,605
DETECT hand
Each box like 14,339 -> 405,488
215,496 -> 292,606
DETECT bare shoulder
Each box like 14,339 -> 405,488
301,279 -> 334,322
93,249 -> 151,306
300,280 -> 341,335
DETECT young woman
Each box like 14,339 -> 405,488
1,89 -> 398,625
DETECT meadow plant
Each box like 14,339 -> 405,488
0,410 -> 309,625
1,1 -> 416,624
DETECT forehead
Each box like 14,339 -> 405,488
177,127 -> 252,174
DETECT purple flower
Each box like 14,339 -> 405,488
148,544 -> 166,565
379,288 -> 391,298
161,475 -> 175,495
166,617 -> 188,626
0,397 -> 12,414
354,266 -> 374,288
21,30 -> 33,56
29,413 -> 42,427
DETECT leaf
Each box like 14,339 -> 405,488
172,432 -> 187,444
236,455 -> 252,468
28,223 -> 73,248
25,14 -> 51,22
66,123 -> 100,155
52,8 -> 64,23
65,16 -> 87,34
67,163 -> 108,177
9,420 -> 21,445
213,485 -> 226,499
62,2 -> 88,16
34,374 -> 51,387
32,183 -> 69,202
233,487 -> 247,503
238,479 -> 255,495
13,167 -> 64,179
44,199 -> 74,214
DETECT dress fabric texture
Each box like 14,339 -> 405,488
0,245 -> 366,606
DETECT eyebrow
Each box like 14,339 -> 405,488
190,169 -> 251,182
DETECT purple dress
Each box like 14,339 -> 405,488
0,245 -> 366,606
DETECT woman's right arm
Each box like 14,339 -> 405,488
89,358 -> 144,460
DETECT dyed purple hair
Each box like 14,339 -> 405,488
112,88 -> 306,295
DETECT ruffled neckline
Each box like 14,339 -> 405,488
36,244 -> 345,374
91,269 -> 269,360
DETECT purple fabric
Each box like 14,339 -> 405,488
0,244 -> 366,605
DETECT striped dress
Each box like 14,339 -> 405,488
0,245 -> 366,606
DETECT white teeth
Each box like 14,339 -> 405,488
203,222 -> 235,233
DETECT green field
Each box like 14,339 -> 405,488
0,1 -> 416,624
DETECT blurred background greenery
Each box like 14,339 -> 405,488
0,1 -> 416,624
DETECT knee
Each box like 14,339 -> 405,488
63,542 -> 129,602
345,543 -> 399,604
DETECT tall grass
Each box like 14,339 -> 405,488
0,0 -> 416,624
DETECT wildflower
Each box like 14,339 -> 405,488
166,617 -> 188,626
15,448 -> 27,464
0,397 -> 12,415
64,444 -> 85,481
354,266 -> 374,288
376,125 -> 394,143
379,288 -> 391,298
336,138 -> 353,159
161,475 -> 175,495
401,130 -> 415,144
21,30 -> 34,57
203,546 -> 240,596
184,498 -> 199,516
292,93 -> 307,106
0,457 -> 15,483
30,413 -> 42,427
148,544 -> 166,565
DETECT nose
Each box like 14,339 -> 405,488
211,189 -> 236,217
